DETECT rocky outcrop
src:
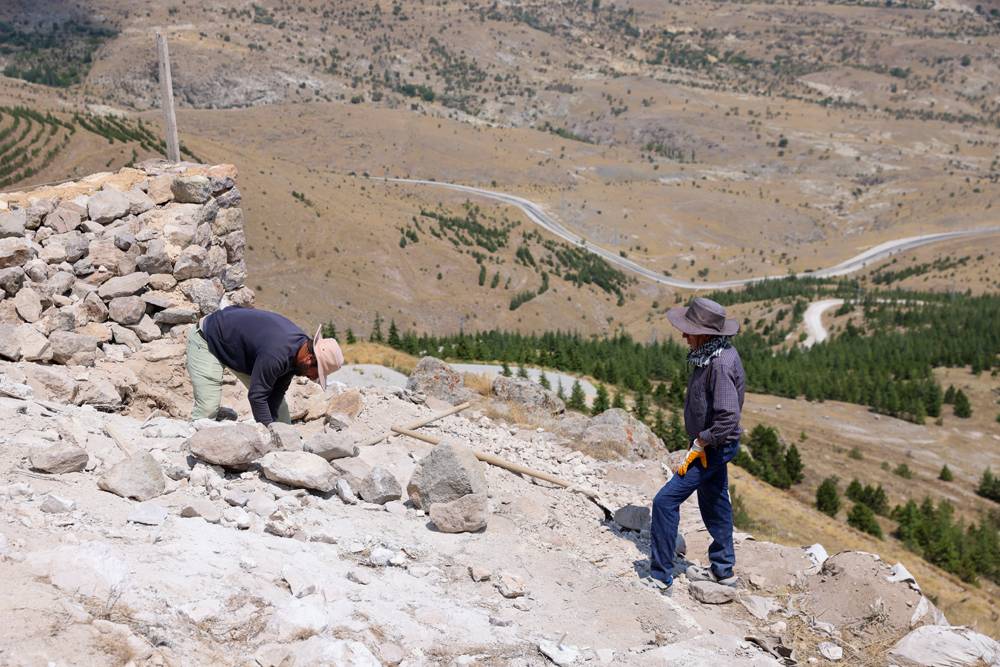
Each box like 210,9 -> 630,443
406,439 -> 487,509
491,375 -> 565,415
556,408 -> 664,459
0,162 -> 252,370
405,357 -> 475,405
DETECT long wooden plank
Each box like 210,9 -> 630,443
156,33 -> 181,162
359,401 -> 471,447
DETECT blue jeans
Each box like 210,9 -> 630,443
650,440 -> 739,585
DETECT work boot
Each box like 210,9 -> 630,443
686,565 -> 738,588
641,576 -> 673,598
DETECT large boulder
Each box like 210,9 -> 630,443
429,493 -> 488,533
407,439 -> 487,510
171,176 -> 213,204
12,287 -> 43,323
98,272 -> 150,300
357,466 -> 402,505
88,189 -> 131,224
49,331 -> 98,366
491,375 -> 565,415
405,356 -> 475,405
303,431 -> 358,460
258,451 -> 337,492
29,442 -> 89,474
108,296 -> 146,325
0,237 -> 36,269
0,209 -> 26,238
559,408 -> 663,460
16,324 -> 51,361
188,424 -> 271,468
98,451 -> 166,501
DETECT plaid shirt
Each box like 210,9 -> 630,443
684,346 -> 746,447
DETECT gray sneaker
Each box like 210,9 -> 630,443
686,565 -> 738,588
641,576 -> 674,597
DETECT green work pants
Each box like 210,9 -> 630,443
186,326 -> 291,423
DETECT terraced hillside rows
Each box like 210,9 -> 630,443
0,105 -> 198,191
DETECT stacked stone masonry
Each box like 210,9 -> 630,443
0,161 -> 253,366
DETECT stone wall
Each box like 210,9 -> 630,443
0,161 -> 253,366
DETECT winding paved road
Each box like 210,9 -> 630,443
382,177 -> 1000,290
802,299 -> 845,348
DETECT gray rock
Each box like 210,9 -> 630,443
88,189 -> 131,224
358,466 -> 402,505
44,206 -> 82,234
689,580 -> 738,604
73,375 -> 123,410
0,376 -> 31,399
258,451 -> 337,492
178,278 -> 223,314
303,431 -> 358,460
538,639 -> 580,667
110,323 -> 142,351
128,314 -> 161,342
613,504 -> 650,532
429,493 -> 488,533
407,439 -> 487,509
113,230 -> 136,252
269,422 -> 303,451
13,287 -> 43,322
335,479 -> 357,504
171,176 -> 213,204
47,231 -> 88,263
0,209 -> 26,238
128,502 -> 168,525
108,296 -> 146,325
135,239 -> 173,274
81,291 -> 109,323
216,186 -> 241,208
87,239 -> 126,274
492,375 -> 565,414
46,271 -> 75,296
49,331 -> 98,366
405,356 -> 475,405
212,207 -> 243,235
98,272 -> 149,300
30,442 -> 88,474
153,304 -> 199,325
0,324 -> 21,360
568,408 -> 664,460
0,237 -> 37,269
331,458 -> 372,490
25,199 -> 55,230
495,572 -> 527,598
0,266 -> 24,296
125,188 -> 155,215
223,489 -> 251,507
23,259 -> 47,282
369,547 -> 395,567
98,451 -> 166,501
188,423 -> 271,468
246,491 -> 278,518
40,494 -> 76,513
16,324 -> 51,361
223,229 -> 246,262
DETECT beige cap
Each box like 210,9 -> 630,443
313,326 -> 344,389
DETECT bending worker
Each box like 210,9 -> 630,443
186,306 -> 344,425
648,297 -> 746,594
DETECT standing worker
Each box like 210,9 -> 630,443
186,306 -> 344,425
647,297 -> 745,594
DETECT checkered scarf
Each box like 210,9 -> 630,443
687,335 -> 732,368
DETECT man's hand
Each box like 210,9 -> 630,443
676,439 -> 707,476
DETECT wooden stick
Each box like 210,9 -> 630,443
391,426 -> 603,501
359,401 -> 471,447
156,33 -> 181,162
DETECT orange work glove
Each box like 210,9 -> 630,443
676,440 -> 707,476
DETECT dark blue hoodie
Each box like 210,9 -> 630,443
201,307 -> 309,425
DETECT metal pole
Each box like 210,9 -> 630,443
156,32 -> 181,162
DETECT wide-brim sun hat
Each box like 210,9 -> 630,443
313,326 -> 345,390
667,297 -> 740,336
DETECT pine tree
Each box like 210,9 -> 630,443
556,379 -> 565,400
816,477 -> 841,517
612,387 -> 626,410
591,384 -> 610,415
321,321 -> 338,339
538,373 -> 551,390
517,365 -> 529,379
944,384 -> 956,404
785,444 -> 804,484
567,380 -> 587,412
653,382 -> 669,407
894,463 -> 913,479
926,383 -> 943,418
478,264 -> 487,286
977,468 -> 1000,502
501,361 -> 512,377
652,409 -> 668,445
345,327 -> 357,344
633,391 -> 649,421
387,320 -> 401,347
369,313 -> 384,343
939,465 -> 953,482
953,390 -> 972,418
848,502 -> 883,538
847,478 -> 864,501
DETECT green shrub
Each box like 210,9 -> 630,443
847,502 -> 883,538
894,463 -> 913,479
938,465 -> 953,482
816,477 -> 841,517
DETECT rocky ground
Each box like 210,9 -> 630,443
1,352 -> 997,667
